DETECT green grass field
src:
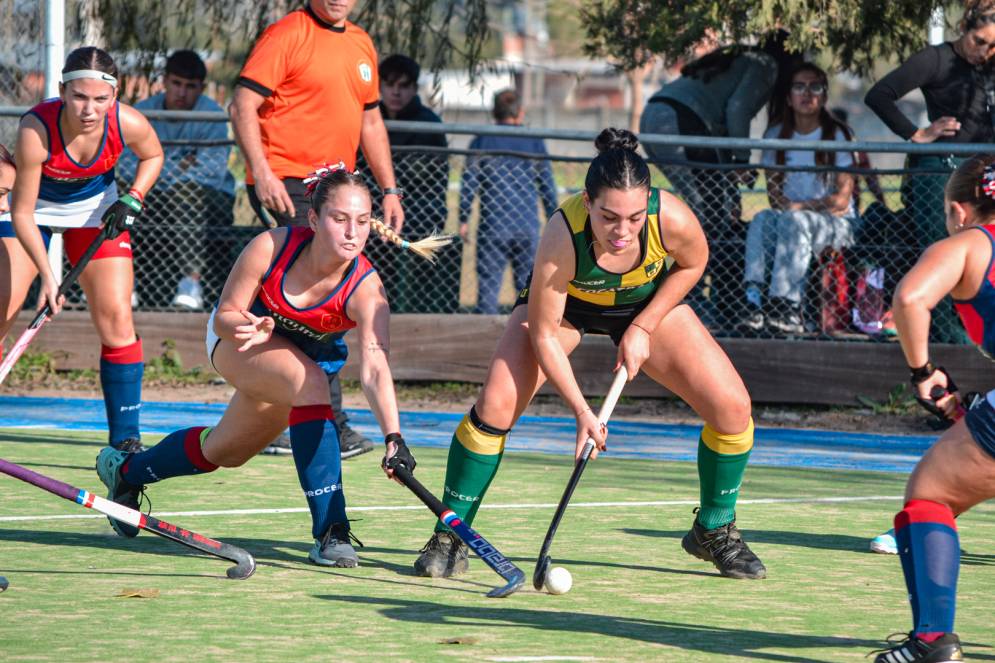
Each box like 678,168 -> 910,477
1,427 -> 993,662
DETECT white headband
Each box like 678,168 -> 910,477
62,69 -> 118,88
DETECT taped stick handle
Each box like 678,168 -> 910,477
578,366 -> 629,461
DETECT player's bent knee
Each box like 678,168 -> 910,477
293,365 -> 332,407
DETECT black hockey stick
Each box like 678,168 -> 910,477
0,458 -> 255,579
533,366 -> 628,590
391,464 -> 525,598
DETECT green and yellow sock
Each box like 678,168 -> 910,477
696,418 -> 754,530
435,407 -> 508,531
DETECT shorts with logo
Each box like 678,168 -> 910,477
514,285 -> 650,346
964,388 -> 995,461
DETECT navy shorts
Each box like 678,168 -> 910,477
964,389 -> 995,461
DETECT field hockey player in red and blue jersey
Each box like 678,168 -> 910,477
870,155 -> 995,663
1,46 -> 163,453
96,163 -> 450,568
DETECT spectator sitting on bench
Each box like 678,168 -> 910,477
739,62 -> 859,335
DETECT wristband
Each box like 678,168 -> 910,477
909,361 -> 936,384
127,188 -> 144,204
630,321 -> 653,336
384,432 -> 404,445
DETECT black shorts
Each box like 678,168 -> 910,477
964,389 -> 995,461
515,287 -> 649,346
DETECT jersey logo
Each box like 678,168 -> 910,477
358,62 -> 373,83
320,312 -> 344,330
645,260 -> 663,279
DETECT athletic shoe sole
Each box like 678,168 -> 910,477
340,441 -> 375,460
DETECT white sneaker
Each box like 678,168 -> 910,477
869,528 -> 897,555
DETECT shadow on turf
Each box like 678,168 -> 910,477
0,431 -> 102,447
315,594 -> 890,662
623,527 -> 870,553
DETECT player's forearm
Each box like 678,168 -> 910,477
892,298 -> 932,368
633,265 -> 701,332
129,154 -> 164,198
359,355 -> 401,436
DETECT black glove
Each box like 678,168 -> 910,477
382,433 -> 416,473
911,365 -> 958,421
101,193 -> 143,237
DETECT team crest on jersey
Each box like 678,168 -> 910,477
321,313 -> 344,330
645,260 -> 663,279
358,62 -> 373,83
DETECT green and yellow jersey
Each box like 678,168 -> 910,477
561,188 -> 671,308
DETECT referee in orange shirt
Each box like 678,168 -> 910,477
230,0 -> 404,457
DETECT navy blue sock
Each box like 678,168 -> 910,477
895,499 -> 960,641
100,339 -> 143,447
289,405 -> 346,539
122,427 -> 218,486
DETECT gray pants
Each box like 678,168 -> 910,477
639,102 -> 707,214
744,208 -> 860,304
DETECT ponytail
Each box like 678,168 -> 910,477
369,218 -> 454,263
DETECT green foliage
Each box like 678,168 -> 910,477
856,383 -> 919,415
143,338 -> 209,384
6,348 -> 58,383
70,0 -> 491,100
354,0 -> 490,82
580,0 -> 956,75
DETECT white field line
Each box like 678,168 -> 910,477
0,494 -> 903,523
487,658 -> 599,662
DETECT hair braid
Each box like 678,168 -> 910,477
369,217 -> 454,263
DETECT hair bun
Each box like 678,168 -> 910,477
594,128 -> 640,155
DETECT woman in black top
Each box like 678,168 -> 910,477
865,0 -> 995,342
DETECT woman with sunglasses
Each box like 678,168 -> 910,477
739,62 -> 858,335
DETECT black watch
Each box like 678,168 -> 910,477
383,187 -> 405,199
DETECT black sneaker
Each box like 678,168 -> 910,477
413,531 -> 469,578
259,431 -> 293,456
872,632 -> 963,663
338,423 -> 375,460
767,308 -> 804,335
682,514 -> 767,579
738,309 -> 766,334
112,437 -> 146,453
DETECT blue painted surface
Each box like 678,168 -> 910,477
0,396 -> 935,473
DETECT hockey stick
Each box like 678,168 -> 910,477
533,366 -> 628,590
0,222 -> 116,385
391,464 -> 525,598
0,458 -> 255,579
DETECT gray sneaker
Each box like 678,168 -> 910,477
95,446 -> 143,538
259,431 -> 293,455
309,523 -> 360,568
413,531 -> 470,578
338,424 -> 375,460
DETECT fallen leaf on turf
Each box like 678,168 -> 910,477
439,637 -> 478,645
116,588 -> 159,598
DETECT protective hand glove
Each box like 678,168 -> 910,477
382,433 -> 417,473
101,193 -> 143,237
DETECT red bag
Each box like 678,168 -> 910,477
818,248 -> 850,333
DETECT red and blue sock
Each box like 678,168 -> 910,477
122,426 -> 218,486
894,499 -> 959,642
100,339 -> 144,447
289,405 -> 347,539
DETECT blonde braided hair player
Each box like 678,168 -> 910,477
95,163 -> 450,568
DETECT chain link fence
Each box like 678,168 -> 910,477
0,108 -> 984,345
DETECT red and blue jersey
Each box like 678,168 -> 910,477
954,224 -> 995,357
26,98 -> 124,203
250,227 -> 377,374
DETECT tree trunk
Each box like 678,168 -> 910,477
626,59 -> 654,133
